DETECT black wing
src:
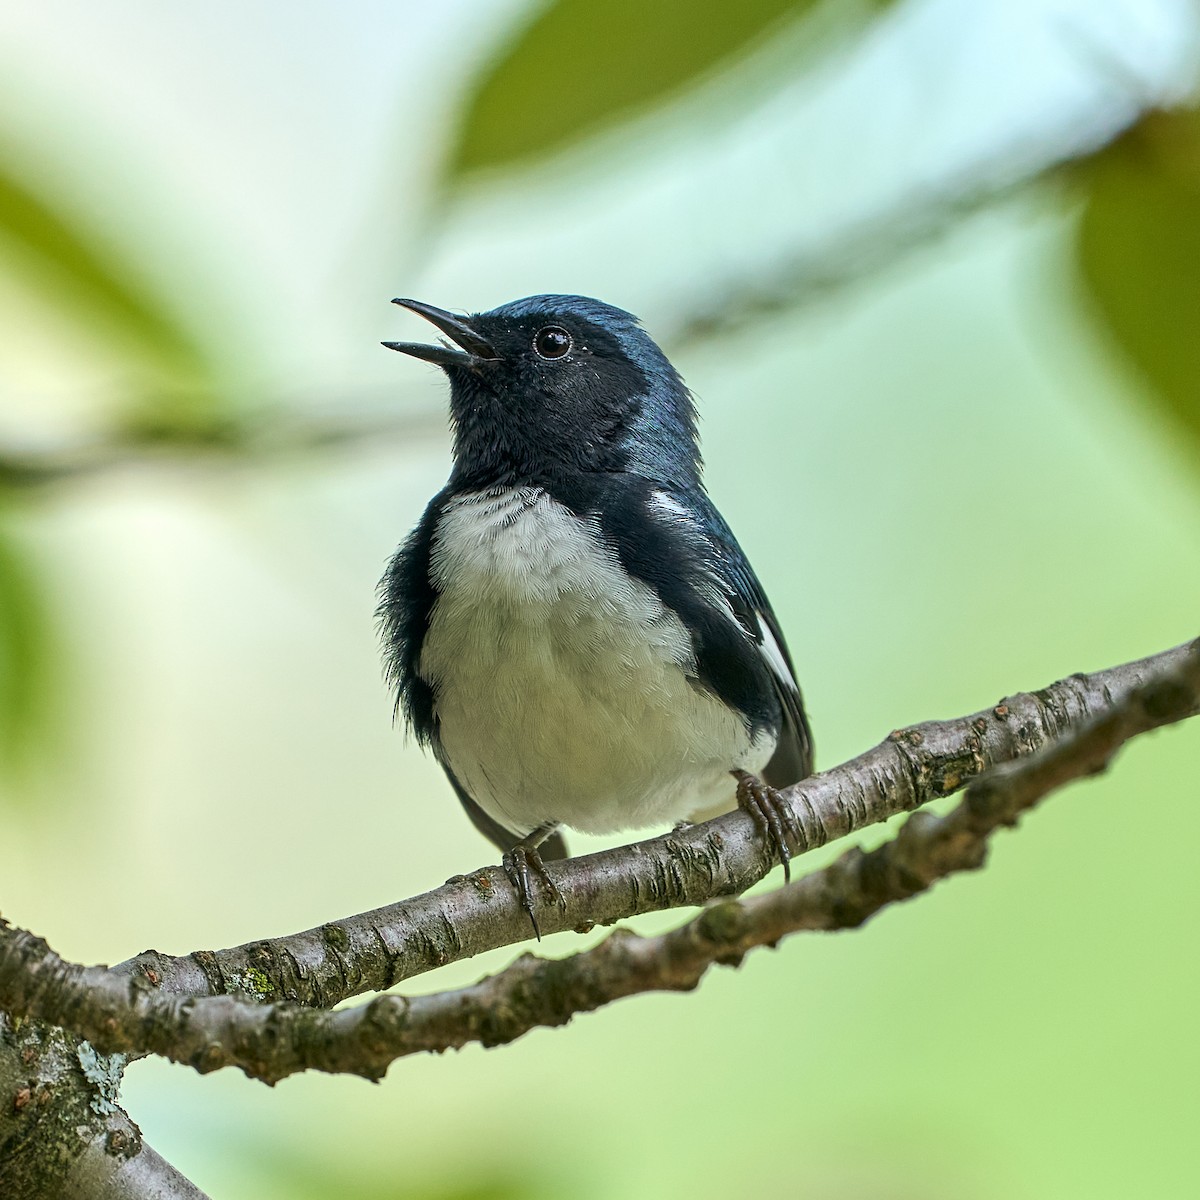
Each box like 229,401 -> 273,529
702,495 -> 813,786
376,487 -> 569,858
595,479 -> 813,787
376,489 -> 445,747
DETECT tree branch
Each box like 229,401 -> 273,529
0,1015 -> 210,1199
102,638 -> 1200,1009
0,120 -> 1119,493
1,639 -> 1196,1085
0,405 -> 448,490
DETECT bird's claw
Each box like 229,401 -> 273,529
502,841 -> 565,940
733,769 -> 798,882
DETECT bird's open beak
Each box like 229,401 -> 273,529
382,299 -> 499,368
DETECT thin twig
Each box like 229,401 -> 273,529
0,405 -> 449,490
0,124 -> 1115,493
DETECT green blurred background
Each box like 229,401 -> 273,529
2,1 -> 1199,1196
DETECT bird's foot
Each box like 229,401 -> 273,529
502,827 -> 565,940
733,769 -> 797,883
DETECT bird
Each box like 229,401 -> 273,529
377,295 -> 813,935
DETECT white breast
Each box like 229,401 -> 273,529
420,487 -> 774,838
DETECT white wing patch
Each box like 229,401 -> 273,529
651,491 -> 795,699
648,489 -> 742,625
756,612 -> 798,696
648,490 -> 694,526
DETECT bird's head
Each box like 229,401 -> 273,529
384,295 -> 701,488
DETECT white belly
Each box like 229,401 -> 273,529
420,487 -> 773,837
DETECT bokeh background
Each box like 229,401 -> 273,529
3,1 -> 1200,1197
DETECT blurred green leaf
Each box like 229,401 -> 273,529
445,0 -> 892,183
0,162 -> 206,374
0,154 -> 226,434
0,520 -> 54,775
1075,107 -> 1200,459
261,1156 -> 545,1200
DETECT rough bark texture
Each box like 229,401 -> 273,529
0,1015 -> 208,1199
1,639 -> 1195,1087
99,638 -> 1198,1010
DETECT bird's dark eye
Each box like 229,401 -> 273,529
533,326 -> 572,360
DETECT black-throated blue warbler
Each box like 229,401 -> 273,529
378,295 -> 813,934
